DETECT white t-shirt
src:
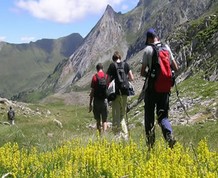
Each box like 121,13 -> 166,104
142,42 -> 175,69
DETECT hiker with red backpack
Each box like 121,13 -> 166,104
107,51 -> 134,141
140,28 -> 179,149
89,63 -> 108,134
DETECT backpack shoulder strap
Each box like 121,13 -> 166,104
114,62 -> 118,69
121,61 -> 125,69
95,73 -> 99,80
114,61 -> 125,68
102,72 -> 106,79
150,44 -> 159,70
155,42 -> 169,51
96,72 -> 106,80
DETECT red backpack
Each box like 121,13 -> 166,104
149,43 -> 174,93
94,73 -> 108,99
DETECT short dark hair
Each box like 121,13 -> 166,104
112,51 -> 121,61
96,63 -> 103,71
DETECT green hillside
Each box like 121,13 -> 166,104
0,33 -> 83,98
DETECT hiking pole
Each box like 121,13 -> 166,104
126,106 -> 130,138
174,80 -> 191,124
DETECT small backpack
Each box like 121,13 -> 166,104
94,73 -> 108,99
149,43 -> 174,93
114,62 -> 129,94
107,80 -> 116,101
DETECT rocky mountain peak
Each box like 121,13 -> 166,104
137,0 -> 152,7
104,5 -> 115,17
48,4 -> 128,92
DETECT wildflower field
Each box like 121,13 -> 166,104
0,137 -> 217,178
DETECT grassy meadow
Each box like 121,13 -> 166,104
0,72 -> 217,177
0,101 -> 218,177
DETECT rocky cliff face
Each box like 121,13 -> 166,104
126,0 -> 214,59
40,0 -> 216,95
168,12 -> 218,82
41,5 -> 129,92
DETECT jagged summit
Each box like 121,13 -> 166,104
137,0 -> 152,7
104,4 -> 116,17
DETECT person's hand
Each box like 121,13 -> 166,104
89,104 -> 92,113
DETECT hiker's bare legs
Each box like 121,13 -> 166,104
103,121 -> 107,132
93,98 -> 108,134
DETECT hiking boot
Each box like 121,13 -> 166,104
126,105 -> 131,113
120,133 -> 129,141
168,139 -> 176,149
165,133 -> 176,148
114,133 -> 122,141
146,133 -> 155,149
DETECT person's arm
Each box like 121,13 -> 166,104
89,88 -> 94,113
106,63 -> 113,85
166,44 -> 179,72
106,75 -> 111,86
89,75 -> 96,113
140,47 -> 151,77
171,59 -> 179,72
140,64 -> 147,77
128,70 -> 134,81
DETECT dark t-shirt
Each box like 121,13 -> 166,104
107,61 -> 130,95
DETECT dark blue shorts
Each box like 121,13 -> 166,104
93,98 -> 108,122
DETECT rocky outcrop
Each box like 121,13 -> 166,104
43,5 -> 128,92
168,13 -> 218,82
126,0 -> 213,60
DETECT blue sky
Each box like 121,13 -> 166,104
0,0 -> 138,44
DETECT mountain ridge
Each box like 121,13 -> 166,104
38,0 -> 216,96
1,0 -> 217,103
0,33 -> 83,98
